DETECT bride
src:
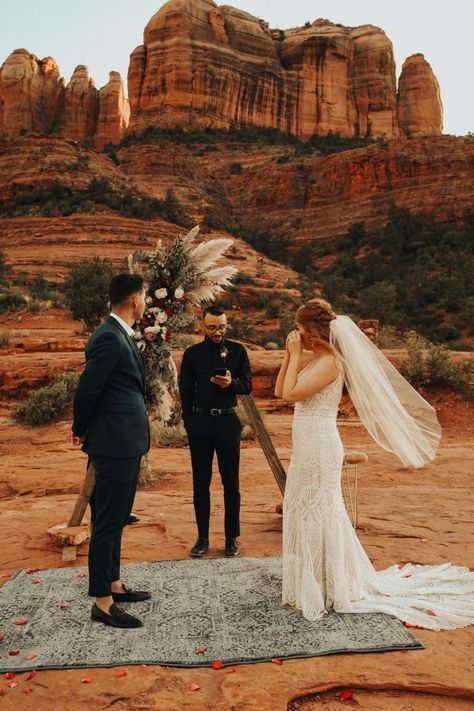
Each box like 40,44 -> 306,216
275,298 -> 474,630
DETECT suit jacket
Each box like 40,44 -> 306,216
72,315 -> 150,457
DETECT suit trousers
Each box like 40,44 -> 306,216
88,454 -> 141,597
186,412 -> 242,540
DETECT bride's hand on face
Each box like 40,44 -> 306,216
286,330 -> 302,355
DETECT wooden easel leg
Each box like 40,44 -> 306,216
68,462 -> 96,527
240,394 -> 287,495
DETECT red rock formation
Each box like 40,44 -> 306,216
96,72 -> 130,149
398,54 -> 443,136
0,49 -> 63,136
0,52 -> 128,147
127,0 -> 439,139
56,65 -> 99,143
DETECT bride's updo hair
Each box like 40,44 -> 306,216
296,298 -> 337,348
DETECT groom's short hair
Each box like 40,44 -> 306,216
109,274 -> 144,305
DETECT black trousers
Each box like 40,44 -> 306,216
88,454 -> 141,597
185,412 -> 242,540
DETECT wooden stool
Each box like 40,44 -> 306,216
342,451 -> 368,529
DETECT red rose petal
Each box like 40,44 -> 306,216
397,561 -> 410,569
210,660 -> 225,670
271,658 -> 283,665
116,671 -> 127,678
76,573 -> 87,578
24,653 -> 37,660
425,609 -> 436,616
190,683 -> 200,692
24,672 -> 35,681
139,664 -> 147,668
15,619 -> 28,626
9,681 -> 19,688
8,650 -> 20,656
339,690 -> 353,701
0,634 -> 4,641
25,568 -> 40,575
5,672 -> 15,680
404,574 -> 412,578
31,579 -> 42,585
81,677 -> 93,684
195,646 -> 206,654
226,668 -> 236,674
24,687 -> 33,694
59,603 -> 68,609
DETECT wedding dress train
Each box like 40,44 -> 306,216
282,372 -> 474,631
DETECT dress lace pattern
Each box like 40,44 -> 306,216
282,371 -> 474,630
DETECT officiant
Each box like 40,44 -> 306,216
179,305 -> 252,559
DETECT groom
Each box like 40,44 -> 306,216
72,274 -> 151,628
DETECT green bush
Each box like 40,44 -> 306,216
400,333 -> 471,393
229,162 -> 243,175
16,372 -> 79,426
65,257 -> 113,331
0,332 -> 10,349
0,290 -> 27,311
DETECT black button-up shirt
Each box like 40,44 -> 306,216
179,338 -> 252,419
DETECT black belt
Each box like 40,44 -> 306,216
193,407 -> 237,416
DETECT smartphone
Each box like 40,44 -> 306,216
213,367 -> 227,377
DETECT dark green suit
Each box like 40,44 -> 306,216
73,315 -> 150,596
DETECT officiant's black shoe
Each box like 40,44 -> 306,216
191,537 -> 209,557
111,585 -> 151,603
225,538 -> 240,557
126,513 -> 140,525
91,603 -> 143,628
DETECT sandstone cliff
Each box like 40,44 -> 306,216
128,0 -> 442,139
1,2 -> 443,145
0,50 -> 129,147
398,54 -> 443,136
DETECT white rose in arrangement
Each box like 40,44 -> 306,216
137,341 -> 146,351
157,311 -> 168,324
154,288 -> 168,299
174,286 -> 184,300
144,325 -> 161,334
145,296 -> 153,304
133,331 -> 142,340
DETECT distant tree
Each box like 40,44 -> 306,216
65,257 -> 113,331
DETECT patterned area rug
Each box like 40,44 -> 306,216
0,556 -> 422,671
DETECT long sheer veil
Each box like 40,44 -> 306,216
329,316 -> 441,468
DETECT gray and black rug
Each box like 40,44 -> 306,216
0,556 -> 422,671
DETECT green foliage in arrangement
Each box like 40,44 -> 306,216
318,206 -> 474,345
65,257 -> 113,331
16,371 -> 80,426
0,178 -> 189,225
400,333 -> 471,393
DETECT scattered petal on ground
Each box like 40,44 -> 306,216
339,690 -> 353,700
189,683 -> 200,691
210,660 -> 225,670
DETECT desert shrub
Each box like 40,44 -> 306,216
0,290 -> 27,311
29,273 -> 52,300
16,371 -> 79,426
229,162 -> 243,175
400,333 -> 471,393
65,257 -> 113,331
233,273 -> 254,285
0,332 -> 10,349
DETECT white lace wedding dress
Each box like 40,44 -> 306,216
282,370 -> 474,631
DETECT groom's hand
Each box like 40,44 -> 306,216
71,433 -> 85,445
210,370 -> 232,388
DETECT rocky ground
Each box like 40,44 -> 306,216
0,317 -> 473,710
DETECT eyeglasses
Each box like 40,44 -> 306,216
205,325 -> 226,332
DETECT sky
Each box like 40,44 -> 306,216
1,0 -> 472,136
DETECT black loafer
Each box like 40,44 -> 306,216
91,603 -> 143,628
225,538 -> 241,557
111,585 -> 151,603
191,537 -> 209,557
